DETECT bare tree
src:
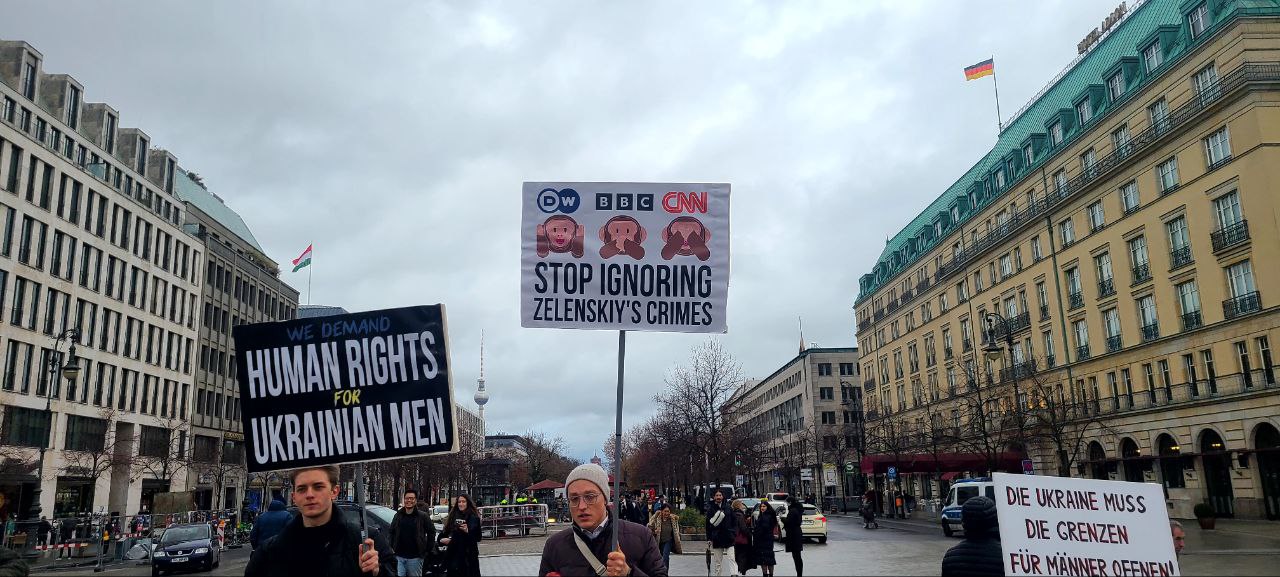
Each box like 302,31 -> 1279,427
1018,367 -> 1119,477
654,338 -> 743,489
58,407 -> 136,486
190,437 -> 246,511
132,416 -> 192,492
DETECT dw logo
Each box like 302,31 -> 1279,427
537,188 -> 581,214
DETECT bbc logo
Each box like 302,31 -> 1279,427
595,193 -> 655,212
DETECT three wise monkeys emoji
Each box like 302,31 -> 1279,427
536,215 -> 585,258
599,216 -> 646,260
661,216 -> 711,261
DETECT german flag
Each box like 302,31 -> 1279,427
964,58 -> 995,81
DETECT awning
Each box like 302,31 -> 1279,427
861,452 -> 1023,474
940,471 -> 962,481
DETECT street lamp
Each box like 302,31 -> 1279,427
24,329 -> 80,555
981,313 -> 1027,466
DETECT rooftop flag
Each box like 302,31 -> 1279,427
291,243 -> 313,272
964,58 -> 995,80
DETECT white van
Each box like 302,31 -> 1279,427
939,478 -> 995,537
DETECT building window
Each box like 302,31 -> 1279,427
104,114 -> 118,155
1212,190 -> 1243,232
1059,218 -> 1075,247
820,387 -> 834,401
1166,216 -> 1192,268
1138,295 -> 1159,341
1076,99 -> 1093,126
1120,181 -> 1139,213
138,426 -> 169,458
1112,125 -> 1131,157
1024,144 -> 1035,166
1095,253 -> 1114,294
1129,235 -> 1150,274
818,363 -> 832,376
1053,169 -> 1068,194
20,62 -> 36,100
1087,202 -> 1105,232
1194,64 -> 1220,102
64,415 -> 107,452
1103,308 -> 1121,341
2,405 -> 49,448
1204,127 -> 1231,167
1066,267 -> 1082,303
1031,236 -> 1043,261
1188,2 -> 1209,39
1156,157 -> 1179,193
1000,254 -> 1012,279
1143,41 -> 1163,73
995,169 -> 1006,190
1107,71 -> 1125,101
1081,149 -> 1097,177
1149,98 -> 1169,133
1177,280 -> 1202,330
1226,260 -> 1256,299
1073,319 -> 1090,354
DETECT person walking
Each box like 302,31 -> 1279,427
704,489 -> 737,576
389,488 -> 436,577
1170,520 -> 1186,556
782,497 -> 804,577
249,499 -> 291,550
538,463 -> 666,577
751,501 -> 778,577
440,494 -> 482,577
245,465 -> 394,577
940,495 -> 1004,577
731,500 -> 754,576
647,503 -> 682,570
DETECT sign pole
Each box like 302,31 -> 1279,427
354,462 -> 369,543
611,330 -> 626,551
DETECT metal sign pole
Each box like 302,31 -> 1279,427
611,330 -> 626,552
353,463 -> 369,543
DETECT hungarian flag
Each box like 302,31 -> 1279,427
292,244 -> 313,272
964,58 -> 995,80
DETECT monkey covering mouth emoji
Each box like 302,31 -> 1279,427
599,216 -> 647,260
661,216 -> 711,261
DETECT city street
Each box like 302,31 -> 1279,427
31,513 -> 1280,576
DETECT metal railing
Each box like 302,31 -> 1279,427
1106,335 -> 1123,354
1211,220 -> 1249,252
1141,323 -> 1161,342
1068,292 -> 1084,310
1223,291 -> 1261,319
1170,246 -> 1194,269
1077,344 -> 1092,362
1039,304 -> 1050,321
1132,263 -> 1151,285
1098,278 -> 1115,298
1181,311 -> 1203,331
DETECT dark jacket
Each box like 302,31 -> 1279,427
539,516 -> 667,577
941,496 -> 1004,577
389,506 -> 436,559
442,510 -> 482,575
751,509 -> 778,566
0,546 -> 28,577
245,504 -> 395,577
783,504 -> 804,553
250,500 -> 292,550
622,500 -> 648,525
704,500 -> 736,549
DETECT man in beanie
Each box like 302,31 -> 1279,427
539,464 -> 666,576
940,495 -> 1004,576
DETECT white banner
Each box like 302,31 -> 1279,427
520,182 -> 730,333
993,472 -> 1179,577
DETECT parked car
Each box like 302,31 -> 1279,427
150,523 -> 220,576
939,477 -> 996,537
800,503 -> 827,544
430,505 -> 450,524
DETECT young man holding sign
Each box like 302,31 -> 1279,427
245,465 -> 395,577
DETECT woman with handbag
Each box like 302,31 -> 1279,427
647,503 -> 682,570
752,501 -> 779,577
731,500 -> 755,575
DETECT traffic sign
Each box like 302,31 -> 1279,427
845,463 -> 855,473
887,466 -> 897,480
1022,459 -> 1034,475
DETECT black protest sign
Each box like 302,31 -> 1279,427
233,305 -> 458,473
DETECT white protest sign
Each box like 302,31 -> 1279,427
520,182 -> 730,333
994,472 -> 1180,577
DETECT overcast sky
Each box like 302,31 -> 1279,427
5,0 -> 1124,462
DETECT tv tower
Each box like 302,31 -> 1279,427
474,331 -> 489,424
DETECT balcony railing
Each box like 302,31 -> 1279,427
1132,263 -> 1151,285
1181,310 -> 1203,331
1211,220 -> 1250,253
1170,246 -> 1193,269
1223,291 -> 1261,319
998,359 -> 1038,383
900,289 -> 915,305
873,308 -> 884,322
1003,311 -> 1031,335
1076,344 -> 1091,361
1039,304 -> 1050,321
1106,335 -> 1123,354
1141,323 -> 1160,342
944,347 -> 953,360
1097,278 -> 1115,298
858,318 -> 871,332
1068,292 -> 1084,310
1045,354 -> 1056,369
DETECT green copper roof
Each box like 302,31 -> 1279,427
173,169 -> 266,254
856,0 -> 1280,304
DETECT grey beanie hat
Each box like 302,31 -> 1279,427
565,463 -> 611,500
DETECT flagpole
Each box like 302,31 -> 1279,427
991,55 -> 1004,134
307,244 -> 313,306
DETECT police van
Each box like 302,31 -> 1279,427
939,477 -> 995,537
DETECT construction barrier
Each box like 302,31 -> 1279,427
476,503 -> 550,538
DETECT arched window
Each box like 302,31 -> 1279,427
1158,434 -> 1184,489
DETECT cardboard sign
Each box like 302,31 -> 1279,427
520,182 -> 730,333
233,305 -> 458,473
994,472 -> 1180,576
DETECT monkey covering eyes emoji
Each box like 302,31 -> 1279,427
599,216 -> 647,260
536,215 -> 585,258
661,216 -> 711,261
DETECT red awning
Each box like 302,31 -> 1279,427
940,471 -> 961,481
861,452 -> 1023,474
527,479 -> 565,491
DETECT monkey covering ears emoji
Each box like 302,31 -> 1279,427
536,215 -> 585,258
661,216 -> 711,261
599,216 -> 647,260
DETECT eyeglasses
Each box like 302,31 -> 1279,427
568,493 -> 602,507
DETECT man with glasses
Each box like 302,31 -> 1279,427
539,463 -> 666,576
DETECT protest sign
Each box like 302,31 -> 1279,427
520,182 -> 730,333
233,305 -> 458,473
993,472 -> 1180,577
